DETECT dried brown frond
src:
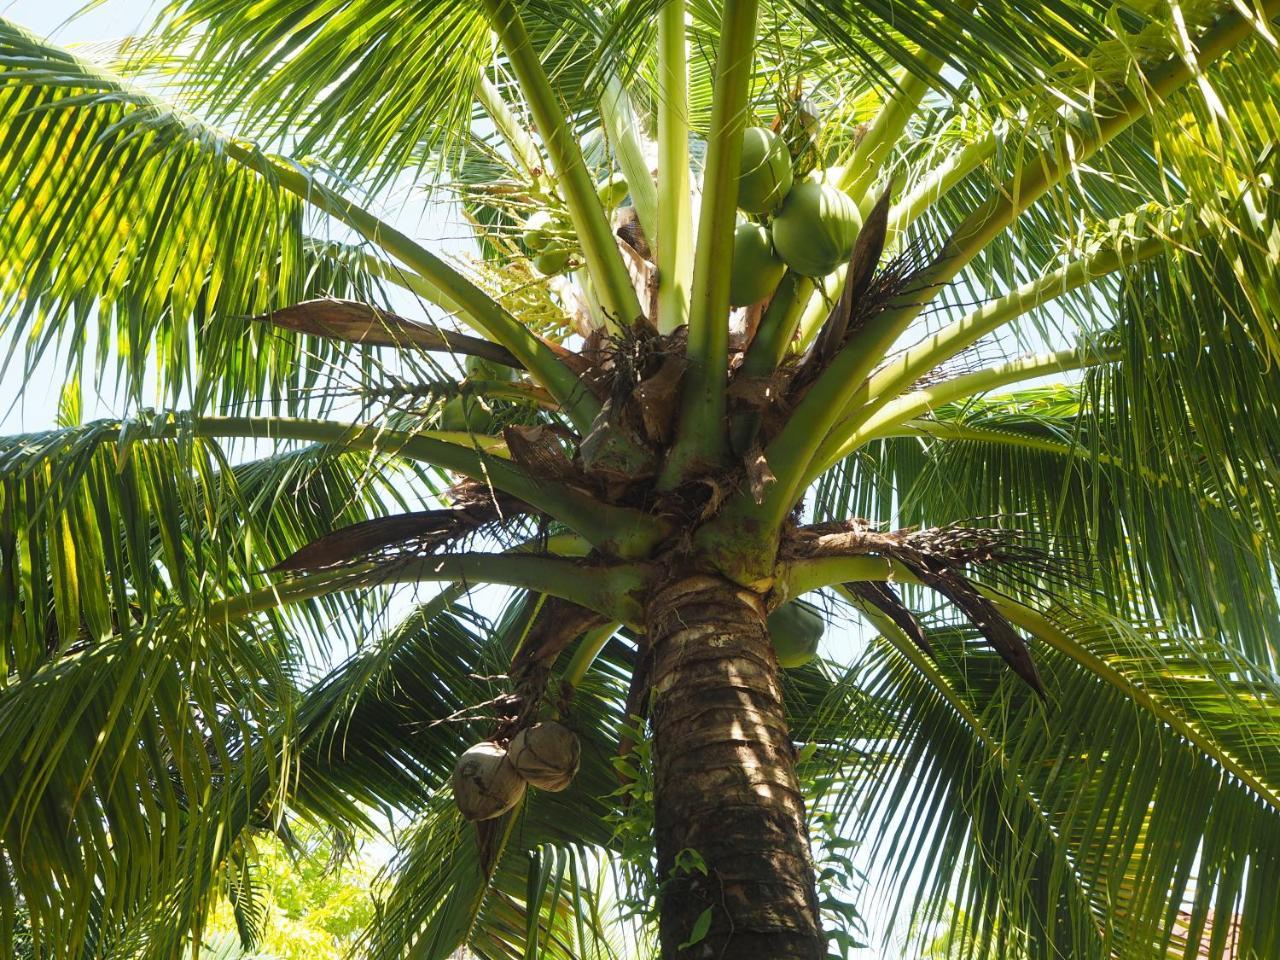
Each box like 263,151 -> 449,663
273,485 -> 533,572
791,518 -> 1085,696
788,517 -> 1085,587
255,298 -> 519,367
846,580 -> 933,658
785,227 -> 940,406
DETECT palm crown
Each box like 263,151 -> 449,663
1,0 -> 1279,957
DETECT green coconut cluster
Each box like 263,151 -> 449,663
520,172 -> 632,276
520,208 -> 577,276
730,126 -> 863,306
517,127 -> 860,301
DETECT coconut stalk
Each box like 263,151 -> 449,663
662,0 -> 761,486
480,0 -> 644,329
656,0 -> 693,334
257,298 -> 521,366
600,78 -> 658,240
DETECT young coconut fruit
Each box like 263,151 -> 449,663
440,395 -> 493,432
507,720 -> 581,792
464,353 -> 517,383
729,222 -> 787,307
452,741 -> 526,820
596,172 -> 629,209
737,126 -> 793,214
534,245 -> 574,276
771,180 -> 862,277
521,210 -> 556,251
766,599 -> 825,669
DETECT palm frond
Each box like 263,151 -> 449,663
817,591 -> 1280,959
0,413 -> 438,678
147,0 -> 490,192
814,370 -> 1280,667
0,22 -> 453,415
0,604 -> 295,959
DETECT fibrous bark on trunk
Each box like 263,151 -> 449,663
646,574 -> 823,959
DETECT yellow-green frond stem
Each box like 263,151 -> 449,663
560,621 -> 623,689
215,555 -> 652,628
838,68 -> 934,203
831,228 -> 1175,433
662,0 -> 761,487
836,0 -> 974,203
480,0 -> 644,328
656,0 -> 694,334
476,73 -> 546,188
886,131 -> 998,240
185,415 -> 671,558
601,78 -> 658,239
869,418 -> 1190,492
738,272 -> 811,379
810,345 -> 1124,478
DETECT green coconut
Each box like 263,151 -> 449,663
596,172 -> 629,210
439,396 -> 491,433
737,126 -> 793,215
452,741 -> 526,821
464,353 -> 517,383
766,599 -> 824,669
729,222 -> 786,307
534,246 -> 573,276
508,721 -> 581,792
771,180 -> 862,277
521,210 -> 556,251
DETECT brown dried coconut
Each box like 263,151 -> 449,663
508,721 -> 581,792
452,741 -> 526,820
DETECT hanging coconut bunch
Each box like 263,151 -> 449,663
451,721 -> 581,821
521,208 -> 579,276
727,123 -> 865,308
520,166 -> 632,276
507,720 -> 581,791
452,741 -> 527,821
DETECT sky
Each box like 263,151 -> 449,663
0,4 -> 929,955
2,0 -> 148,38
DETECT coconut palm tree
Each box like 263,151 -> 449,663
1,0 -> 1279,957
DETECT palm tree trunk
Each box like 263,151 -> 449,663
646,574 -> 823,958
